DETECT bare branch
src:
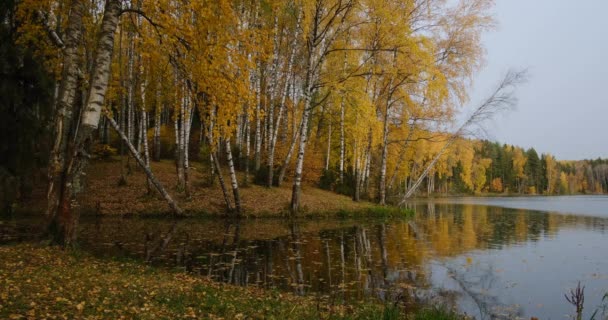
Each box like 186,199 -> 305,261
397,69 -> 528,204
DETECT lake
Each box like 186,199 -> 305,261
2,196 -> 608,319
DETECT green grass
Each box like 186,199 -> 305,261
335,206 -> 415,219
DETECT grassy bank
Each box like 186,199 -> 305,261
0,244 -> 461,319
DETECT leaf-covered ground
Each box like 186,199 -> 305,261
22,159 -> 377,217
0,244 -> 460,319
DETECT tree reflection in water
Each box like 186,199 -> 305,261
4,202 -> 608,319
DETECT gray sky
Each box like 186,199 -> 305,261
465,0 -> 608,160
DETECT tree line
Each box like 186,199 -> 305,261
376,139 -> 608,197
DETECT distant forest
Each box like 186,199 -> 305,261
376,139 -> 608,197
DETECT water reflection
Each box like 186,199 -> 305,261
3,203 -> 608,319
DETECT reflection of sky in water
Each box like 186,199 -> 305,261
424,195 -> 608,218
430,229 -> 608,319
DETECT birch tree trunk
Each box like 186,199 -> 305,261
276,77 -> 301,187
265,12 -> 296,187
254,71 -> 262,171
243,115 -> 250,186
106,114 -> 182,216
325,120 -> 332,171
353,139 -> 360,201
140,76 -> 150,193
211,151 -> 233,213
153,94 -> 161,161
387,122 -> 415,191
289,0 -> 353,213
174,93 -> 186,191
45,0 -> 83,245
48,0 -> 122,245
339,97 -> 345,183
277,117 -> 301,186
224,138 -> 241,215
182,90 -> 192,198
378,108 -> 389,205
126,33 -> 135,148
290,77 -> 313,212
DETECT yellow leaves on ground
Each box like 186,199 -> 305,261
0,244 -> 323,319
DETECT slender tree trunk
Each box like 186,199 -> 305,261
325,117 -> 332,171
153,99 -> 161,161
180,94 -> 186,191
361,129 -> 372,198
268,11 -> 301,187
378,108 -> 389,205
126,31 -> 135,172
353,140 -> 360,202
235,114 -> 242,151
254,71 -> 262,171
182,91 -> 192,197
387,123 -> 415,191
174,97 -> 185,190
117,25 -> 127,183
139,71 -> 150,193
106,114 -> 182,215
277,117 -> 302,186
339,97 -> 345,183
290,67 -> 314,213
141,110 -> 150,192
211,151 -> 233,212
224,138 -> 241,215
136,113 -> 142,154
243,115 -> 250,186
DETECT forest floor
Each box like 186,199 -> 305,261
77,158 -> 378,217
23,157 -> 384,217
0,243 -> 461,320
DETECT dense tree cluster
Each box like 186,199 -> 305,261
1,0 -> 604,245
0,0 -> 54,214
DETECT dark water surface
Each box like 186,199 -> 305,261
2,197 -> 608,319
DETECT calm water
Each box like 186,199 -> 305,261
424,195 -> 608,217
2,196 -> 608,319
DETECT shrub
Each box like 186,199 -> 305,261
253,166 -> 279,186
92,144 -> 117,160
319,168 -> 338,190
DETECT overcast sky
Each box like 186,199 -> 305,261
465,0 -> 608,160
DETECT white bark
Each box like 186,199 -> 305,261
153,91 -> 161,161
244,115 -> 250,185
254,69 -> 262,171
378,108 -> 389,205
339,97 -> 345,183
44,0 -> 83,241
79,0 -> 121,132
140,75 -> 150,193
269,11 -> 302,187
224,138 -> 241,215
106,113 -> 183,216
325,119 -> 331,171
